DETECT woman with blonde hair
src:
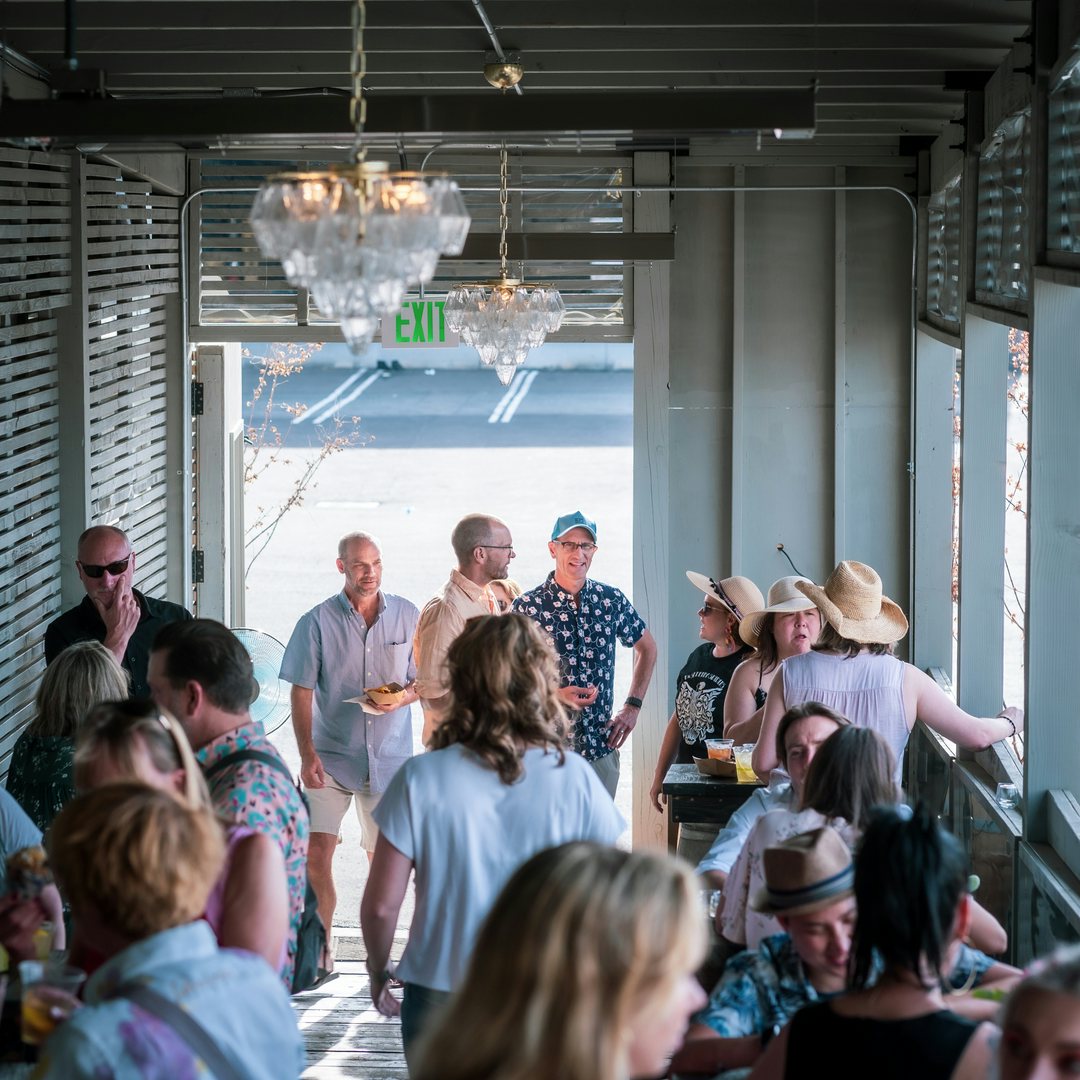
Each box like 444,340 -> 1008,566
74,699 -> 289,975
412,842 -> 708,1080
362,614 -> 624,1062
7,641 -> 129,831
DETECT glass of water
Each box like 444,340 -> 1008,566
995,782 -> 1020,811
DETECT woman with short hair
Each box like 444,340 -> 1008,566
412,841 -> 707,1080
361,614 -> 624,1062
7,641 -> 129,831
37,784 -> 303,1078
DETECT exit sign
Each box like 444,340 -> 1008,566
380,299 -> 460,348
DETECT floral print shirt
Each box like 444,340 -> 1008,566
6,732 -> 75,833
32,921 -> 303,1079
513,573 -> 646,762
196,721 -> 310,991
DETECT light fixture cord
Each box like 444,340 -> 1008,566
349,0 -> 367,165
497,146 -> 510,279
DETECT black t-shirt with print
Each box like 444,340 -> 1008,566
673,643 -> 750,762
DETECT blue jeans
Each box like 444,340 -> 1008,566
401,982 -> 453,1070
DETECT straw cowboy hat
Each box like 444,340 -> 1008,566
751,826 -> 854,917
739,576 -> 818,649
795,560 -> 909,645
685,572 -> 765,625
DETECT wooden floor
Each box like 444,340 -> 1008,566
294,930 -> 410,1078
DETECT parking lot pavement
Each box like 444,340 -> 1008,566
241,365 -> 633,449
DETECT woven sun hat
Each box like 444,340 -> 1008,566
685,572 -> 765,624
751,826 -> 854,917
795,560 -> 909,645
739,576 -> 818,649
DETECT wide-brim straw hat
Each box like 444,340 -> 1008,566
739,576 -> 818,649
686,572 -> 765,625
751,826 -> 854,917
795,560 -> 908,645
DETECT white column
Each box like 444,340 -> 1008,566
632,151 -> 671,850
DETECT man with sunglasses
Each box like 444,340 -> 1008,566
413,513 -> 514,744
44,525 -> 191,698
513,511 -> 656,798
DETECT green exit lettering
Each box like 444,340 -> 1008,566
381,300 -> 459,348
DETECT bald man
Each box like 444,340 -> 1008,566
44,525 -> 191,698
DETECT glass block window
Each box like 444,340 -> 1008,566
975,110 -> 1031,304
926,173 -> 962,326
1048,53 -> 1080,256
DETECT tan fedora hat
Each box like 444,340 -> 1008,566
751,826 -> 854,917
739,576 -> 818,649
685,572 -> 765,625
795,560 -> 908,645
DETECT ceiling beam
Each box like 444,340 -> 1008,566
0,0 -> 1030,32
0,89 -> 817,142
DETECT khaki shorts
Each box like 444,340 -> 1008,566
305,772 -> 382,852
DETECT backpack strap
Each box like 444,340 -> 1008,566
110,982 -> 245,1080
204,748 -> 295,787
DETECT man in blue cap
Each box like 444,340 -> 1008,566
513,510 -> 656,797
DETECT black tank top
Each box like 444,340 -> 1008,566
784,1000 -> 978,1080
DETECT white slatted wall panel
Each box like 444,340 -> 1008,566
0,150 -> 70,765
85,164 -> 180,599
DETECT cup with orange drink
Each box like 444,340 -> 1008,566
19,960 -> 85,1045
704,738 -> 734,762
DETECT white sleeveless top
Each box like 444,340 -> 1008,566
781,650 -> 909,782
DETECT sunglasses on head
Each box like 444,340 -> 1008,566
79,554 -> 132,578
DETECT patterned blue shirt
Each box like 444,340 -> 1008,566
695,933 -> 996,1038
513,573 -> 646,761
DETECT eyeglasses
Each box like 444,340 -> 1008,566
556,541 -> 597,554
482,544 -> 515,554
78,554 -> 132,578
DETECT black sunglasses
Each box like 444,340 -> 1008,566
79,554 -> 132,578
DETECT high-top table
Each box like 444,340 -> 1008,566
661,763 -> 762,853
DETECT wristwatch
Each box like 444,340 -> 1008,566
625,696 -> 643,709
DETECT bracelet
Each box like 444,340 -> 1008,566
999,712 -> 1017,739
625,696 -> 643,709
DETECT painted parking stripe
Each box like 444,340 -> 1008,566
307,370 -> 386,425
293,369 -> 368,425
499,369 -> 539,423
487,370 -> 527,423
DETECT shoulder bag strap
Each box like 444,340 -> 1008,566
203,748 -> 295,786
111,982 -> 246,1080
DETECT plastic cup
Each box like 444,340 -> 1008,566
20,962 -> 86,1045
705,738 -> 734,761
995,782 -> 1020,811
734,743 -> 757,783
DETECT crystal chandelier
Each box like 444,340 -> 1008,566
249,0 -> 470,353
443,149 -> 565,385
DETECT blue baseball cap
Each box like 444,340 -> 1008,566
551,511 -> 597,542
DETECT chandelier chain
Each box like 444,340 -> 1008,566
349,0 -> 368,164
498,146 -> 509,277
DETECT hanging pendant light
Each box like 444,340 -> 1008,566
443,148 -> 565,384
249,0 -> 470,353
